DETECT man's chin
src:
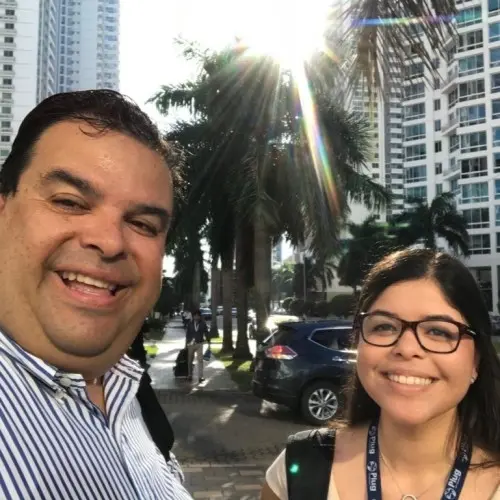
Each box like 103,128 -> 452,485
49,334 -> 115,360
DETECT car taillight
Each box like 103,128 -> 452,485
265,345 -> 297,360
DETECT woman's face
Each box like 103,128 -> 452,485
357,278 -> 478,427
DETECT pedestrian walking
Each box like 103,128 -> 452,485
0,90 -> 192,499
185,309 -> 209,383
262,248 -> 500,499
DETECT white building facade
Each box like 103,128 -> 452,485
400,1 -> 500,312
0,0 -> 120,160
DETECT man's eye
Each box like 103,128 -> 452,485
52,198 -> 86,210
131,221 -> 159,236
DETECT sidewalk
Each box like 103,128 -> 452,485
148,320 -> 238,391
183,463 -> 266,500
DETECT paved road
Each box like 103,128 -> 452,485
151,318 -> 308,498
158,381 -> 308,498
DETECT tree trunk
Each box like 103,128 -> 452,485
210,260 -> 219,339
221,244 -> 235,353
253,217 -> 272,334
234,228 -> 252,360
191,260 -> 201,310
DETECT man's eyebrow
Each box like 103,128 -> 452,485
130,204 -> 171,231
39,168 -> 102,198
40,167 -> 172,230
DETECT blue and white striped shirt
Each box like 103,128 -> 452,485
0,330 -> 193,499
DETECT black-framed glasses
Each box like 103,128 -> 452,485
357,312 -> 478,354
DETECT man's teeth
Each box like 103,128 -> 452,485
387,374 -> 433,386
60,272 -> 117,292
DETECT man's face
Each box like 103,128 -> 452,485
0,121 -> 173,376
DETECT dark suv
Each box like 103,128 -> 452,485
252,320 -> 356,425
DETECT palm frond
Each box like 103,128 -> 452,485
341,0 -> 456,93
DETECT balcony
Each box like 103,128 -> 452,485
441,67 -> 459,93
442,162 -> 461,180
441,115 -> 459,136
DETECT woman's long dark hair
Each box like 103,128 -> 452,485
340,248 -> 500,465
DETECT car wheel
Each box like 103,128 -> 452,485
300,381 -> 339,426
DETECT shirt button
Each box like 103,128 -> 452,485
55,389 -> 66,402
59,377 -> 72,388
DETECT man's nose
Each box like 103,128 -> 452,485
79,212 -> 127,261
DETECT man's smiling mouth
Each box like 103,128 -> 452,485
57,271 -> 125,296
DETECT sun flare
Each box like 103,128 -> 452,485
235,0 -> 332,68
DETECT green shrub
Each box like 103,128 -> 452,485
289,298 -> 305,316
147,316 -> 167,332
329,294 -> 357,317
314,300 -> 330,318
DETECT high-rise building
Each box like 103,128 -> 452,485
398,2 -> 500,312
0,0 -> 120,159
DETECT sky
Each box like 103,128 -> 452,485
118,0 -> 324,273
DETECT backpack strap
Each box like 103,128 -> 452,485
136,372 -> 174,463
285,428 -> 336,500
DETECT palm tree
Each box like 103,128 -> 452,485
392,192 -> 470,256
337,215 -> 395,294
343,0 -> 456,92
151,43 -> 389,357
272,263 -> 294,306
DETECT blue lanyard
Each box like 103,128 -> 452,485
366,417 -> 471,500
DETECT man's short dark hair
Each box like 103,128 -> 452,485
0,89 -> 177,196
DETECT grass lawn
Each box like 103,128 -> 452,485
210,344 -> 253,392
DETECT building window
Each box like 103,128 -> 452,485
5,10 -> 15,16
460,29 -> 483,50
1,106 -> 11,114
435,162 -> 443,174
405,144 -> 426,161
4,24 -> 14,30
434,99 -> 441,111
460,157 -> 487,178
436,184 -> 443,195
461,181 -> 489,203
459,104 -> 486,126
491,0 -> 500,17
463,207 -> 490,228
470,234 -> 491,255
494,127 -> 500,147
4,37 -> 13,44
459,79 -> 485,101
458,54 -> 484,76
492,48 -> 500,68
405,165 -> 427,183
404,123 -> 426,141
496,179 -> 500,199
435,141 -> 442,153
457,6 -> 482,26
3,50 -> 13,57
461,131 -> 487,153
404,102 -> 426,120
405,186 -> 427,201
450,134 -> 460,153
1,121 -> 10,128
2,78 -> 11,85
435,120 -> 441,131
491,22 -> 500,41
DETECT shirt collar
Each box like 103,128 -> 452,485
0,329 -> 144,391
